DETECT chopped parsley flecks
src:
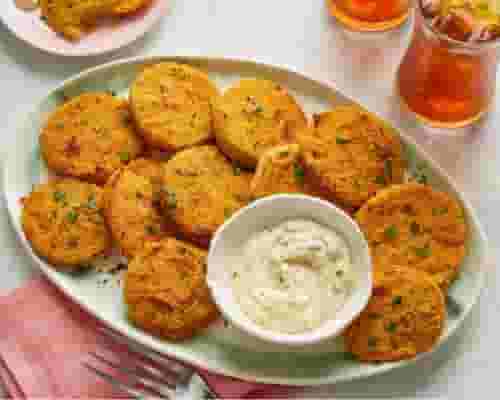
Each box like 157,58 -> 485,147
53,191 -> 66,203
118,151 -> 130,162
336,136 -> 351,144
392,295 -> 403,305
66,210 -> 79,224
163,189 -> 177,210
293,163 -> 305,184
415,245 -> 432,258
384,225 -> 399,240
375,175 -> 386,185
386,321 -> 397,333
232,164 -> 242,176
86,194 -> 97,210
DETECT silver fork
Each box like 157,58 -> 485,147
83,327 -> 217,399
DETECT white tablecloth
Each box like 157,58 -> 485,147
0,1 -> 497,397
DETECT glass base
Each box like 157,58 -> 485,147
328,1 -> 410,32
397,90 -> 491,130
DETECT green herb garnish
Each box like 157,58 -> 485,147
118,151 -> 130,162
66,210 -> 79,224
293,163 -> 305,184
53,191 -> 66,203
86,194 -> 97,210
375,175 -> 386,185
336,136 -> 351,144
392,295 -> 403,305
386,321 -> 397,333
255,105 -> 263,113
164,189 -> 177,210
415,245 -> 432,258
232,164 -> 242,176
384,225 -> 399,240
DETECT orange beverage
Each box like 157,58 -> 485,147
397,0 -> 500,127
328,0 -> 411,31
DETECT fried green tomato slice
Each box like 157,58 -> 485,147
161,145 -> 253,247
344,265 -> 445,362
40,92 -> 144,184
21,178 -> 112,269
356,183 -> 468,291
298,105 -> 405,209
213,78 -> 307,168
124,238 -> 219,340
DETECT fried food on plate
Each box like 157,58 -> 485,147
298,105 -> 405,209
40,93 -> 144,185
344,265 -> 445,362
250,143 -> 319,199
161,145 -> 252,247
111,0 -> 151,15
130,62 -> 219,152
213,78 -> 307,168
40,0 -> 120,40
104,158 -> 175,257
21,178 -> 112,268
124,238 -> 219,340
356,183 -> 468,291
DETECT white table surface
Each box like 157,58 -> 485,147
0,1 -> 498,398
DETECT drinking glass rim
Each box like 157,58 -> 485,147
418,1 -> 500,51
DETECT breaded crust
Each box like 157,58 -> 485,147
213,79 -> 307,168
130,63 -> 219,151
111,0 -> 151,15
298,105 -> 405,208
21,178 -> 112,268
124,239 -> 219,340
161,145 -> 252,247
356,183 -> 467,291
344,265 -> 445,362
104,158 -> 175,257
40,93 -> 144,185
250,144 -> 319,199
40,0 -> 119,40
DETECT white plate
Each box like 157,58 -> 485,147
2,56 -> 490,386
2,1 -> 167,57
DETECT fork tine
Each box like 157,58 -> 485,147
84,358 -> 168,399
97,326 -> 193,382
89,351 -> 177,390
83,362 -> 145,399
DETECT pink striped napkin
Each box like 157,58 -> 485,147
0,277 -> 294,399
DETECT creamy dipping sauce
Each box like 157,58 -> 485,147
231,219 -> 355,334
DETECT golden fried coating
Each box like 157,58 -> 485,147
298,105 -> 405,208
161,145 -> 252,247
130,63 -> 219,152
111,0 -> 151,15
250,144 -> 319,198
356,183 -> 468,291
40,0 -> 119,40
213,79 -> 307,168
344,265 -> 445,362
124,238 -> 219,340
21,178 -> 112,268
104,158 -> 175,257
40,93 -> 144,185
